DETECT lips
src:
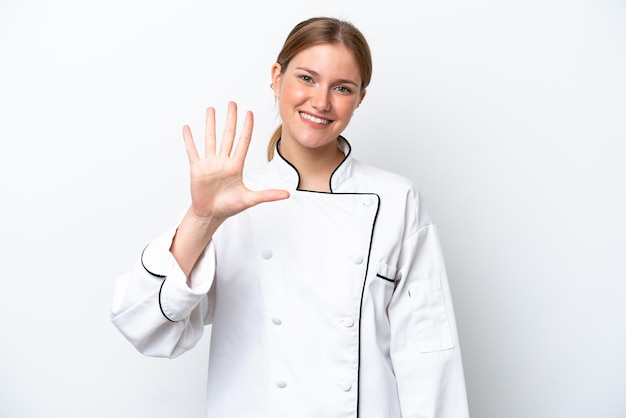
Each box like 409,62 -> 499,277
299,111 -> 331,125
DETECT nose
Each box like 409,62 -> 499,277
311,88 -> 330,112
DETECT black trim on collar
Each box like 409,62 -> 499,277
275,136 -> 351,193
275,138 -> 302,190
328,136 -> 351,193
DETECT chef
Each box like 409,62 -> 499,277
112,16 -> 470,418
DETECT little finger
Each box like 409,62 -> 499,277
182,125 -> 200,165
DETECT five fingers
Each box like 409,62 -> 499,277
184,102 -> 253,163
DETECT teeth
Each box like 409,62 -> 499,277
300,112 -> 330,125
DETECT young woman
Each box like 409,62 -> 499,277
112,16 -> 469,418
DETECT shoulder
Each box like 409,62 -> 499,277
350,158 -> 432,229
351,158 -> 418,194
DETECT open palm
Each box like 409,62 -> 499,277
183,102 -> 289,222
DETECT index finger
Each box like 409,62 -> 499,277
232,110 -> 254,163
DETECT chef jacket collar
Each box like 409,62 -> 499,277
272,136 -> 353,192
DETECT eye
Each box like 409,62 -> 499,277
299,74 -> 314,83
334,85 -> 352,94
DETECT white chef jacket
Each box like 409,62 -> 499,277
111,138 -> 469,418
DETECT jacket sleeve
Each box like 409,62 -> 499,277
110,227 -> 216,358
388,192 -> 470,418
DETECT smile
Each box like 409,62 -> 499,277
299,112 -> 331,125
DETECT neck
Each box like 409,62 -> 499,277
278,138 -> 345,192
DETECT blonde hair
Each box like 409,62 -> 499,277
267,17 -> 373,160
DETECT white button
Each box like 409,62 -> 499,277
271,317 -> 282,325
261,249 -> 273,260
338,381 -> 352,392
353,256 -> 364,265
339,317 -> 354,328
276,380 -> 287,388
363,197 -> 374,207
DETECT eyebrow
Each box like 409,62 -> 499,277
294,66 -> 360,87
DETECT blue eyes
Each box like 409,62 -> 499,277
298,74 -> 352,94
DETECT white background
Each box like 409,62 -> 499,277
1,0 -> 624,417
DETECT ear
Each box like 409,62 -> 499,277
357,88 -> 367,108
270,63 -> 282,95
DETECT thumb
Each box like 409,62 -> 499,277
246,189 -> 290,207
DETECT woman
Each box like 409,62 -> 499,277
112,16 -> 469,418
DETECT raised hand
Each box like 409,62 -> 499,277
172,102 -> 289,276
183,101 -> 289,222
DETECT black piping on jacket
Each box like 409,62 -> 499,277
148,135 -> 384,417
141,244 -> 176,323
275,135 -> 352,193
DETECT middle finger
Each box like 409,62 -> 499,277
218,101 -> 238,157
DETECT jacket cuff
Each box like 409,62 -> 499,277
141,228 -> 215,322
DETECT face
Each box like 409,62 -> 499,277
271,43 -> 366,154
